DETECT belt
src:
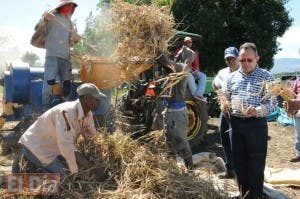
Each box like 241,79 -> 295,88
167,107 -> 186,112
231,115 -> 265,121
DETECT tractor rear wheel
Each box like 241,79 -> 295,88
186,100 -> 208,148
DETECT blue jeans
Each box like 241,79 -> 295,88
295,111 -> 300,157
220,113 -> 234,172
21,145 -> 67,177
43,56 -> 72,105
187,71 -> 206,97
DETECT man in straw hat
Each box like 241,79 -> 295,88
17,83 -> 107,180
33,0 -> 81,107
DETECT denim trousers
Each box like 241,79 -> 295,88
219,113 -> 234,172
295,111 -> 300,157
231,117 -> 268,199
21,145 -> 67,177
187,71 -> 206,97
43,56 -> 72,105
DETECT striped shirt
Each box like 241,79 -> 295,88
227,66 -> 277,117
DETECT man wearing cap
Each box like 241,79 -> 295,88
33,0 -> 81,107
212,47 -> 239,179
17,83 -> 107,179
174,36 -> 207,102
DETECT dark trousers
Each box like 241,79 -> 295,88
231,117 -> 268,199
220,113 -> 234,172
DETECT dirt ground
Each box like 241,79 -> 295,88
201,117 -> 300,199
0,117 -> 300,198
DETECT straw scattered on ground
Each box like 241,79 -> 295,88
58,130 -> 228,199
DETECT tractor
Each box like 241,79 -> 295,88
115,31 -> 216,149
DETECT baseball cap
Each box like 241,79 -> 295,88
224,47 -> 238,59
184,37 -> 192,43
76,83 -> 106,100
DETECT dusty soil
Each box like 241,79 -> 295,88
199,117 -> 300,199
0,117 -> 299,198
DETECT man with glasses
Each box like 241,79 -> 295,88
222,42 -> 277,198
213,47 -> 239,179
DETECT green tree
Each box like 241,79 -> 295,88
171,0 -> 293,75
73,8 -> 117,57
98,0 -> 171,6
21,51 -> 40,67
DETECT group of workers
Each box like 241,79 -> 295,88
15,0 -> 300,198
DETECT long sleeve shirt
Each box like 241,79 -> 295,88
19,99 -> 96,173
213,67 -> 234,91
227,66 -> 277,118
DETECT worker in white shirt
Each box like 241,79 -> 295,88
18,83 -> 107,180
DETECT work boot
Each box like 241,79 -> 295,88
184,156 -> 194,170
218,170 -> 236,179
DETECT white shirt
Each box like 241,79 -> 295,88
19,99 -> 96,173
213,67 -> 234,91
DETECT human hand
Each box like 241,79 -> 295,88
245,106 -> 257,117
73,33 -> 82,42
221,103 -> 230,114
284,99 -> 300,115
92,165 -> 108,182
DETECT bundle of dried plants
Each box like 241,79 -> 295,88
110,0 -> 176,81
59,131 -> 227,199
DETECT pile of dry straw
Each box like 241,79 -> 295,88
59,130 -> 227,198
110,0 -> 176,81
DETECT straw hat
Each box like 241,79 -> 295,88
54,0 -> 78,10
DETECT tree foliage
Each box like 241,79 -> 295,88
73,7 -> 117,58
171,0 -> 293,75
21,51 -> 40,67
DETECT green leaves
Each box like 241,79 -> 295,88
171,0 -> 293,74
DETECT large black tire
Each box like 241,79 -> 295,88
185,100 -> 208,148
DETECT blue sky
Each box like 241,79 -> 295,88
0,0 -> 299,67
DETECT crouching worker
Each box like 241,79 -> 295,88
17,83 -> 107,180
156,54 -> 194,170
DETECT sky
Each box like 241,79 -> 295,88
0,0 -> 100,66
0,0 -> 299,68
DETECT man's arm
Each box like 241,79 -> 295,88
284,99 -> 300,113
